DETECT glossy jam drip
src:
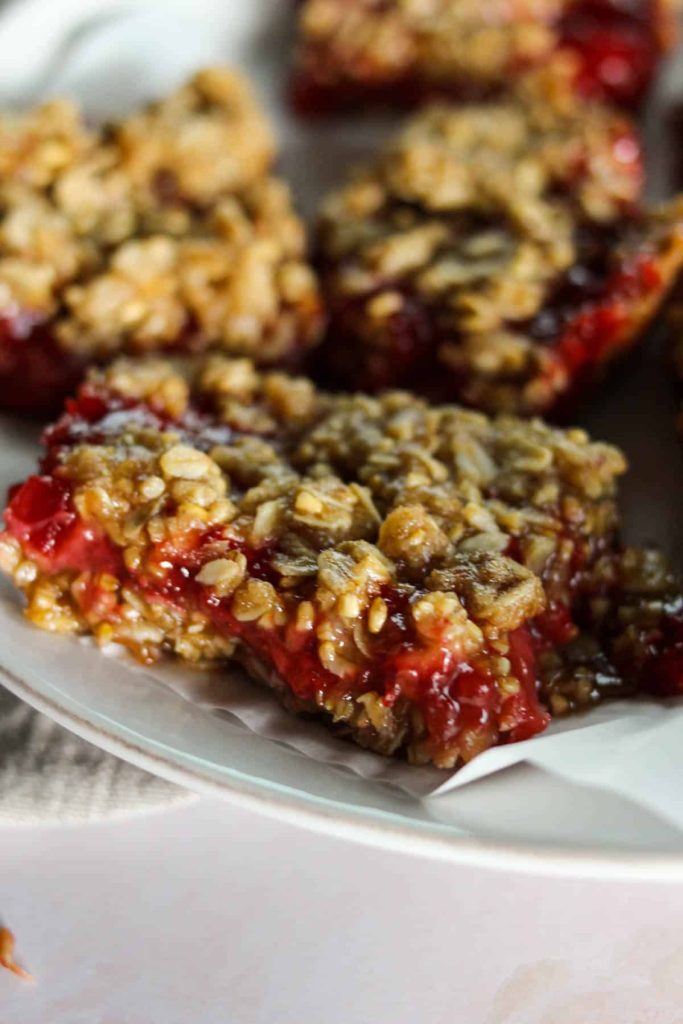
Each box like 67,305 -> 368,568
5,475 -> 120,574
559,0 -> 663,107
0,316 -> 86,417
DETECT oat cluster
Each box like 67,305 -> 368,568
317,71 -> 683,412
0,68 -> 321,362
297,0 -> 564,93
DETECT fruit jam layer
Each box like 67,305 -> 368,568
0,307 -> 321,419
290,69 -> 510,119
559,0 -> 669,107
316,220 -> 665,415
0,315 -> 87,417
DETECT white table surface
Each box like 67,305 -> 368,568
2,799 -> 683,1024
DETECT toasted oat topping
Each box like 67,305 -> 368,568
297,0 -> 564,91
0,69 -> 321,363
379,71 -> 641,221
316,72 -> 683,413
115,67 -> 274,208
0,99 -> 94,188
319,69 -> 642,268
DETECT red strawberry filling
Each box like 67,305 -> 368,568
0,316 -> 86,417
4,475 -> 120,575
560,0 -> 666,107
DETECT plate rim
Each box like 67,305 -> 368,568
3,661 -> 683,882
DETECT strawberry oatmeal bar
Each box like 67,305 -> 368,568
314,72 -> 683,416
0,68 -> 322,415
291,0 -> 676,115
2,356 -> 682,768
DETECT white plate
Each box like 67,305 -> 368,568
1,0 -> 683,879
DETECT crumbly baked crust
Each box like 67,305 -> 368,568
315,73 -> 683,415
2,356 -> 682,767
0,68 -> 322,413
291,0 -> 675,113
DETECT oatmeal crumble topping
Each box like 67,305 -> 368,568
114,67 -> 275,209
315,72 -> 683,415
297,0 -> 562,94
292,0 -> 675,113
3,357 -> 682,767
0,68 -> 322,412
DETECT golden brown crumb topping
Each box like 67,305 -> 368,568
115,67 -> 274,208
378,71 -> 641,221
92,355 -> 626,517
318,70 -> 642,272
0,69 -> 321,362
